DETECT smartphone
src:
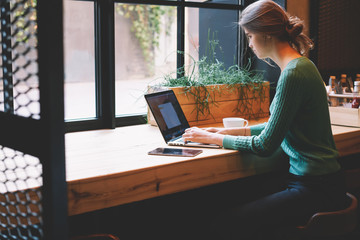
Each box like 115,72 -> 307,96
148,147 -> 203,157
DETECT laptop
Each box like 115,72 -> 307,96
145,90 -> 221,148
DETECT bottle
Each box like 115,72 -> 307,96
340,74 -> 350,93
346,76 -> 353,93
356,74 -> 360,82
354,81 -> 360,94
334,78 -> 342,94
353,74 -> 360,94
328,76 -> 336,92
352,97 -> 360,108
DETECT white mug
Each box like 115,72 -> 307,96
223,117 -> 248,128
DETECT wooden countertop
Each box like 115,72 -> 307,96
331,125 -> 360,156
65,120 -> 360,216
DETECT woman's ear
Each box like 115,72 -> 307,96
263,35 -> 272,42
263,35 -> 272,44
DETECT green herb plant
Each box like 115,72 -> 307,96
159,37 -> 268,121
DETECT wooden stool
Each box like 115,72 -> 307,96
296,192 -> 358,238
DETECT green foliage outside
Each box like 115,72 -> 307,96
13,0 -> 37,43
116,4 -> 175,75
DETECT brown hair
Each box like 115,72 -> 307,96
239,0 -> 313,55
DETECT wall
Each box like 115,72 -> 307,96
286,0 -> 310,38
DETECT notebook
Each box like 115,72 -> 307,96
145,90 -> 221,148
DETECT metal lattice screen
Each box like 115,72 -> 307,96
0,147 -> 42,239
0,0 -> 43,239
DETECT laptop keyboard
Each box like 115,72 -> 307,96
172,137 -> 184,142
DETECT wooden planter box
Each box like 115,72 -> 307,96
329,106 -> 360,127
148,82 -> 270,127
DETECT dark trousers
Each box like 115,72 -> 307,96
213,170 -> 348,240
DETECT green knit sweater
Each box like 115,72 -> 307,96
223,57 -> 340,176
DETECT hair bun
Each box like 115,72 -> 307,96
286,16 -> 304,38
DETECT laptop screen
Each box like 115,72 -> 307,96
145,90 -> 190,142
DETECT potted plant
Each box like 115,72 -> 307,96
148,40 -> 270,127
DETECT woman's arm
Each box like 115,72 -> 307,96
203,127 -> 252,136
183,68 -> 303,153
222,68 -> 304,155
182,126 -> 255,146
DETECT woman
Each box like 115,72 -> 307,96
183,1 -> 347,239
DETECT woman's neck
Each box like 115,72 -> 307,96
270,41 -> 302,72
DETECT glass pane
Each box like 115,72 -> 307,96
185,7 -> 239,76
114,4 -> 177,116
64,0 -> 95,120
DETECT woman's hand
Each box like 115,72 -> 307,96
202,127 -> 224,133
182,127 -> 224,146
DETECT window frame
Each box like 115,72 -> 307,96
65,0 -> 246,133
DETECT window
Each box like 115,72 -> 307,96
114,4 -> 177,116
64,0 -> 244,132
64,0 -> 95,120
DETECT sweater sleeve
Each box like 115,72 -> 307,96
222,69 -> 303,156
250,122 -> 267,136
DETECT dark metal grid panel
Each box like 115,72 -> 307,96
0,145 -> 43,239
0,0 -> 43,239
0,0 -> 39,119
